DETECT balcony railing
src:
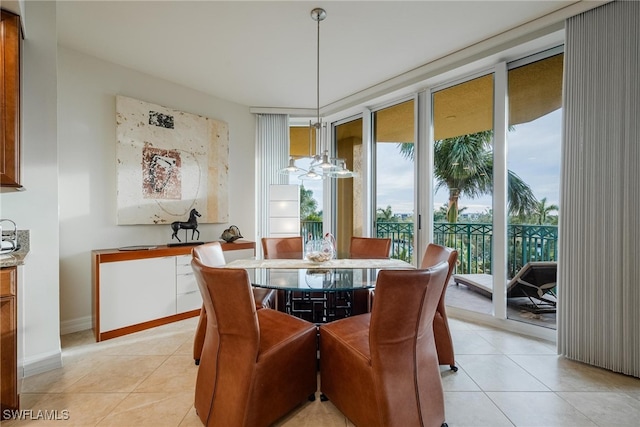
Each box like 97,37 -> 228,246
376,222 -> 414,262
300,220 -> 558,277
301,220 -> 323,242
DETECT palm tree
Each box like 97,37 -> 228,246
435,204 -> 468,222
533,197 -> 559,225
399,130 -> 537,223
300,185 -> 320,220
434,204 -> 449,222
376,205 -> 396,222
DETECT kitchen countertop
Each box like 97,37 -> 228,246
0,230 -> 30,268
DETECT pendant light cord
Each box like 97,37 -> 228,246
316,13 -> 321,129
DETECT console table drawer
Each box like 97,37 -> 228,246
177,290 -> 202,313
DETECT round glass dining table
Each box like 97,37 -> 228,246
252,268 -> 378,323
224,258 -> 415,324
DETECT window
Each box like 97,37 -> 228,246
373,99 -> 415,262
432,74 -> 495,315
506,52 -> 563,328
334,117 -> 363,258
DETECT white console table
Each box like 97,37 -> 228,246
91,241 -> 255,341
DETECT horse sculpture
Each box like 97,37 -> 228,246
171,209 -> 201,242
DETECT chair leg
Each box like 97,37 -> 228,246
449,364 -> 458,372
193,306 -> 207,365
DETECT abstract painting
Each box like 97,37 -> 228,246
116,95 -> 229,225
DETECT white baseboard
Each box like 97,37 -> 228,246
60,315 -> 92,335
21,350 -> 63,378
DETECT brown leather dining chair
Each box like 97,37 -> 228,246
348,236 -> 392,259
319,263 -> 450,427
191,257 -> 318,427
191,242 -> 275,365
420,243 -> 459,372
368,242 -> 459,372
261,236 -> 304,312
349,236 -> 392,313
261,236 -> 303,259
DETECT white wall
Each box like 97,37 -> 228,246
0,0 -> 61,375
57,47 -> 256,334
0,1 -> 255,376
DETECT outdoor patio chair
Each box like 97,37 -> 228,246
453,261 -> 557,313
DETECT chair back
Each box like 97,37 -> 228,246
191,257 -> 259,352
192,256 -> 317,426
261,236 -> 303,259
192,241 -> 226,267
191,257 -> 289,425
368,262 -> 449,424
370,263 -> 448,350
420,243 -> 459,367
420,243 -> 458,284
349,236 -> 391,259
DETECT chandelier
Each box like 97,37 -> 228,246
281,8 -> 353,180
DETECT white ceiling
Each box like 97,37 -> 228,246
54,1 -> 592,111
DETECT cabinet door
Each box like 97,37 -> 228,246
0,267 -> 18,413
100,257 -> 176,332
1,10 -> 21,188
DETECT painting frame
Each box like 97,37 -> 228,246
115,95 -> 229,225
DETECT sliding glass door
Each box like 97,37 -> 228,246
506,51 -> 563,328
315,45 -> 563,331
431,74 -> 495,316
373,99 -> 415,262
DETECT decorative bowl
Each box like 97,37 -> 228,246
221,225 -> 243,243
305,251 -> 332,263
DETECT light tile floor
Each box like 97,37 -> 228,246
5,316 -> 640,426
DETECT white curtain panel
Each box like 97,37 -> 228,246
559,0 -> 640,377
255,114 -> 290,250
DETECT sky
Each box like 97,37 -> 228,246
292,108 -> 562,217
377,109 -> 562,215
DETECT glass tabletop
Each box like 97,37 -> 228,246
250,268 -> 379,291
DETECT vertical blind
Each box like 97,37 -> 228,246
255,114 -> 289,251
559,0 -> 640,377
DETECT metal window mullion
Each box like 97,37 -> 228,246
362,109 -> 373,237
493,63 -> 509,319
417,89 -> 433,263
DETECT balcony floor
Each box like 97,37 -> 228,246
445,280 -> 557,330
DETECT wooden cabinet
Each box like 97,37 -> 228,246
1,10 -> 22,190
92,241 -> 255,341
1,266 -> 18,418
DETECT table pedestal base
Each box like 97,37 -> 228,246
280,289 -> 370,323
